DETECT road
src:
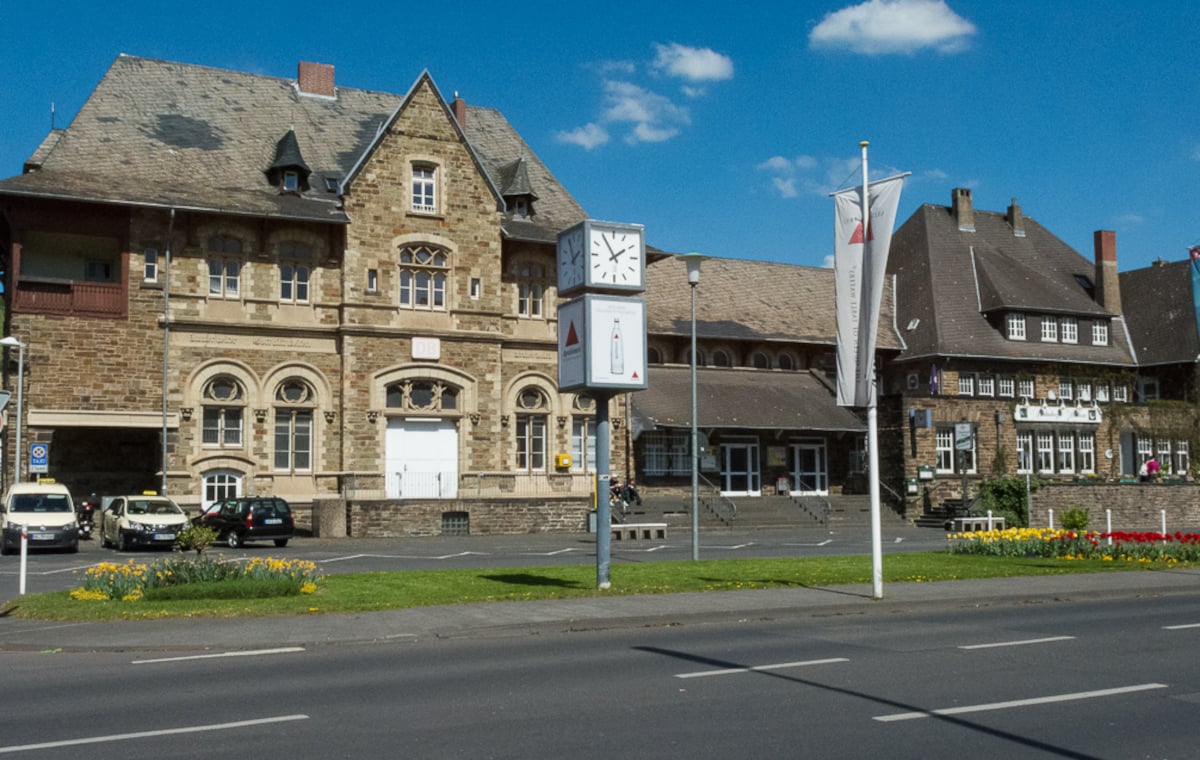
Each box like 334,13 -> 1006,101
2,589 -> 1197,758
0,525 -> 951,598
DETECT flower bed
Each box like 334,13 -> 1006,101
71,556 -> 323,601
948,527 -> 1200,562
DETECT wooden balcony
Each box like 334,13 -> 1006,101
12,278 -> 126,318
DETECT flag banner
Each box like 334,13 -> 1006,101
1191,246 -> 1200,348
834,174 -> 906,406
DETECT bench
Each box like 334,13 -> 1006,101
612,522 -> 667,541
946,516 -> 1006,532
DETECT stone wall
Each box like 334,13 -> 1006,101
347,498 -> 591,537
1031,482 -> 1200,532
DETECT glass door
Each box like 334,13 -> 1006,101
790,440 -> 828,495
722,442 -> 760,496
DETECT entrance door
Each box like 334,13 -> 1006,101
385,418 -> 458,498
721,442 -> 760,496
790,441 -> 828,495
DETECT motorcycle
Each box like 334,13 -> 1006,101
77,495 -> 97,540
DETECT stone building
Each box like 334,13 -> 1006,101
0,54 -> 610,532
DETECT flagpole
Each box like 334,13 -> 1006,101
861,141 -> 883,600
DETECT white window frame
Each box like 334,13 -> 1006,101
998,376 -> 1015,398
411,164 -> 437,214
1037,432 -> 1055,473
1060,316 -> 1078,344
280,262 -> 311,303
977,375 -> 995,398
1041,317 -> 1058,342
208,259 -> 240,298
1078,433 -> 1095,474
143,247 -> 159,283
935,428 -> 955,473
1018,378 -> 1035,399
1156,439 -> 1172,468
1112,384 -> 1128,403
517,263 -> 545,319
1016,431 -> 1033,474
957,373 -> 974,397
1058,380 -> 1073,401
1007,313 -> 1026,340
1092,321 -> 1109,346
1175,441 -> 1190,475
399,246 -> 448,311
1057,432 -> 1075,474
1077,382 -> 1092,402
571,418 -> 596,473
1137,437 -> 1153,467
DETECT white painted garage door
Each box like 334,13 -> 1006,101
385,418 -> 458,499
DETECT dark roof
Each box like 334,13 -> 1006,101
645,254 -> 902,350
0,54 -> 585,240
888,200 -> 1135,366
1121,259 -> 1200,365
269,129 -> 310,173
633,366 -> 865,432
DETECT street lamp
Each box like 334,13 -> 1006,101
680,252 -> 705,561
0,336 -> 25,487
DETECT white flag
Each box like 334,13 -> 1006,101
834,174 -> 905,407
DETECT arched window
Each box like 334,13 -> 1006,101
386,379 -> 459,412
202,376 -> 245,448
751,352 -> 770,369
202,470 -> 241,511
647,346 -> 662,364
515,387 -> 548,472
517,262 -> 545,319
778,353 -> 794,371
274,379 -> 314,472
399,245 -> 448,310
571,395 -> 596,473
712,349 -> 731,367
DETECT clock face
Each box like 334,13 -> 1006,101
557,225 -> 585,292
588,225 -> 643,288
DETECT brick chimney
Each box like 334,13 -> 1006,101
1006,198 -> 1025,237
298,61 -> 335,98
450,92 -> 467,127
1094,230 -> 1123,315
952,187 -> 974,232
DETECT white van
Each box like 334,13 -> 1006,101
0,482 -> 79,555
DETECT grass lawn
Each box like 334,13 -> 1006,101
1,551 -> 1166,622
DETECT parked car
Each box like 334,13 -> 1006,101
0,482 -> 79,555
100,495 -> 189,551
193,497 -> 293,548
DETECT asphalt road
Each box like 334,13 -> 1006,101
3,589 -> 1198,758
0,525 -> 952,599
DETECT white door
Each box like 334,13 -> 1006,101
385,418 -> 458,498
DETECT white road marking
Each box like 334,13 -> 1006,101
0,622 -> 89,639
132,647 -> 305,664
676,657 -> 848,679
783,540 -> 833,547
894,537 -> 904,544
1163,623 -> 1200,630
874,683 -> 1168,722
959,635 -> 1075,650
0,714 -> 310,753
319,551 -> 490,563
708,543 -> 755,550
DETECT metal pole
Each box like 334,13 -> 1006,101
860,141 -> 882,599
161,208 -> 175,495
14,341 -> 24,486
690,280 -> 699,561
596,392 -> 612,589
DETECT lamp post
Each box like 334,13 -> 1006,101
681,253 -> 705,561
0,336 -> 25,486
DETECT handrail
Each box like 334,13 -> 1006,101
697,472 -> 737,526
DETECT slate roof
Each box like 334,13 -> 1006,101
645,254 -> 902,350
0,54 -> 585,241
888,201 -> 1135,367
633,366 -> 865,432
1120,259 -> 1200,366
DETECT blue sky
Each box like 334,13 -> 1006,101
2,1 -> 1197,272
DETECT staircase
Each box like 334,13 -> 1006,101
622,492 -> 909,530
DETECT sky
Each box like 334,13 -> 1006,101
2,0 -> 1198,273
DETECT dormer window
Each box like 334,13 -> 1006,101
511,197 -> 530,218
1006,313 -> 1026,340
265,129 -> 311,194
283,171 -> 299,192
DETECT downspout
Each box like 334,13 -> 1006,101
161,208 -> 175,495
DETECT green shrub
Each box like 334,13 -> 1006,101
176,524 -> 217,556
978,476 -> 1041,527
142,578 -> 300,601
1060,507 -> 1090,531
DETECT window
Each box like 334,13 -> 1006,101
273,380 -> 314,472
201,376 -> 244,448
978,375 -> 994,397
411,164 -> 437,213
143,248 -> 159,283
202,470 -> 241,511
643,431 -> 689,476
1138,377 -> 1160,402
207,236 -> 243,298
998,376 -> 1015,398
280,263 -> 310,303
85,260 -> 113,281
570,395 -> 596,473
1095,383 -> 1110,402
1092,321 -> 1109,346
1175,441 -> 1190,475
1040,317 -> 1058,342
1060,317 -> 1078,344
1156,439 -> 1172,469
647,347 -> 662,364
385,379 -> 458,411
283,171 -> 299,192
367,268 -> 379,294
778,354 -> 794,371
1077,382 -> 1092,402
1112,384 -> 1128,403
514,387 -> 548,472
470,277 -> 481,299
1037,432 -> 1055,473
849,437 -> 867,475
712,350 -> 731,368
1016,431 -> 1033,474
399,245 -> 448,311
516,263 -> 545,318
751,352 -> 769,369
936,428 -> 955,473
1078,433 -> 1095,474
1018,378 -> 1035,398
957,373 -> 974,396
1136,437 -> 1152,468
1058,380 -> 1073,401
1007,313 -> 1026,340
1057,433 -> 1075,474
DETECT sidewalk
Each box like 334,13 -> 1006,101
2,568 -> 1199,652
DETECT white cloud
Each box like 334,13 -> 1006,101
1112,213 -> 1146,228
809,0 -> 977,55
772,177 -> 799,198
1191,144 -> 1200,161
652,42 -> 734,82
823,254 -> 836,269
556,123 -> 610,150
602,81 -> 690,145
